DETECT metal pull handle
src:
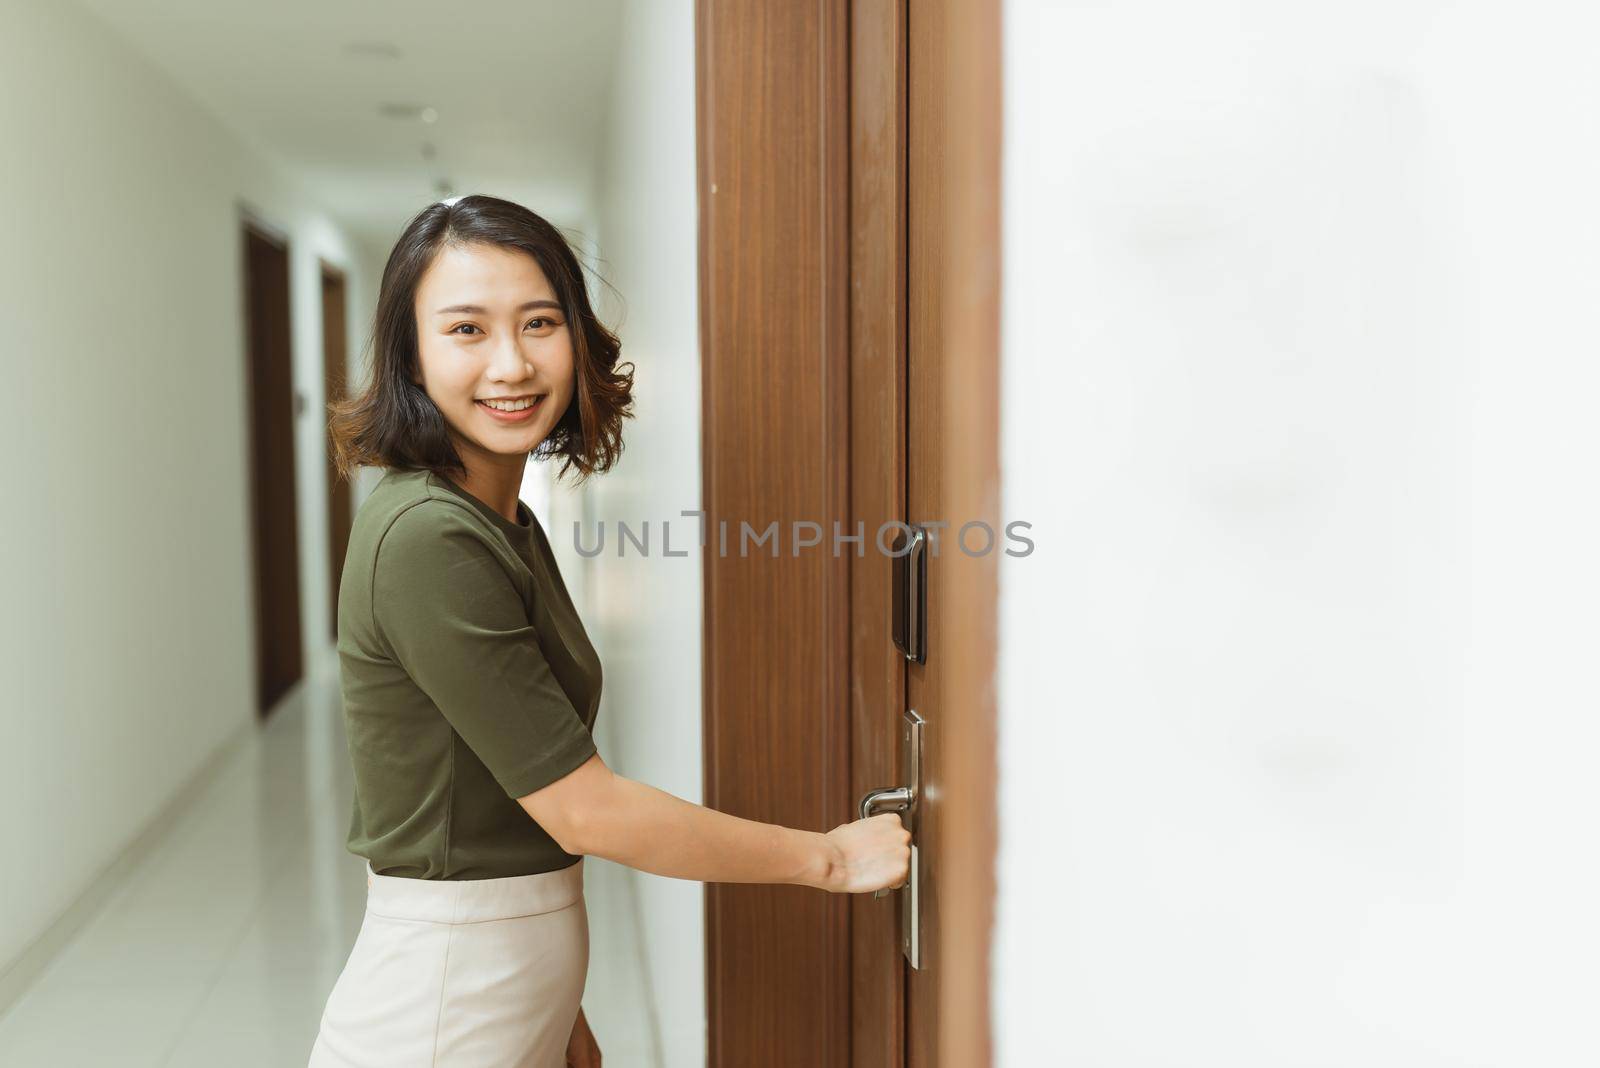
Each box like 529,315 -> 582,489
859,786 -> 914,900
859,785 -> 913,821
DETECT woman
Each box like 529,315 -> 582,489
308,194 -> 910,1068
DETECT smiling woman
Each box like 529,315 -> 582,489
311,194 -> 910,1068
314,195 -> 640,1067
328,195 -> 636,498
410,242 -> 580,503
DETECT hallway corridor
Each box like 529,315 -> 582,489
0,1 -> 698,1062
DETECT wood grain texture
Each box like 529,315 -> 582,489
934,1 -> 1002,1062
907,0 -> 1001,1063
848,1 -> 909,1066
698,1 -> 852,1063
905,0 -> 948,1057
699,0 -> 999,1061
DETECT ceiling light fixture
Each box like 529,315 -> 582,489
378,102 -> 433,121
342,41 -> 401,60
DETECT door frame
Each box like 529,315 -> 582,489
697,1 -> 1001,1064
914,2 -> 1002,1061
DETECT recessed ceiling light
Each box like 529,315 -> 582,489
378,103 -> 432,121
343,41 -> 401,60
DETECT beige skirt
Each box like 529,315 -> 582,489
308,859 -> 588,1068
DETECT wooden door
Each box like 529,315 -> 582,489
847,2 -> 908,1064
321,261 -> 351,640
700,1 -> 999,1064
242,220 -> 303,717
698,2 -> 853,1063
851,2 -> 1001,1066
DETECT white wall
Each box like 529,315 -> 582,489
550,1 -> 704,1065
997,2 -> 1600,1065
0,0 -> 371,982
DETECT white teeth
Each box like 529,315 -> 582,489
482,396 -> 541,412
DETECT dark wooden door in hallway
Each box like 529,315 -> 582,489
241,219 -> 303,717
321,260 -> 351,641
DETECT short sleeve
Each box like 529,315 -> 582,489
371,501 -> 598,798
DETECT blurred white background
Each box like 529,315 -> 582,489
999,1 -> 1600,1064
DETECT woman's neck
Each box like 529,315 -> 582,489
449,448 -> 528,525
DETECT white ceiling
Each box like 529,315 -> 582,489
74,0 -> 626,250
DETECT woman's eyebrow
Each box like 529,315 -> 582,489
433,299 -> 562,315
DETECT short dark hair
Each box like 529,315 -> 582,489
329,194 -> 635,485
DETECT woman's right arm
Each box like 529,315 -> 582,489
518,752 -> 911,894
364,507 -> 903,891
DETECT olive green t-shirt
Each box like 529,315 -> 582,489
336,467 -> 601,880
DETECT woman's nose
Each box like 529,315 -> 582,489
488,335 -> 532,381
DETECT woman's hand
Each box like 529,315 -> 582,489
820,812 -> 912,893
566,1006 -> 601,1068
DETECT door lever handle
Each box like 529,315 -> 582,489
856,706 -> 925,908
859,785 -> 913,821
859,785 -> 914,900
858,786 -> 912,899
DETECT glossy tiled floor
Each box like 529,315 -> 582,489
0,652 -> 665,1067
0,659 -> 367,1066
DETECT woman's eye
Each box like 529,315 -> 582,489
449,318 -> 560,336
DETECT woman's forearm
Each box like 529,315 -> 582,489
565,764 -> 839,889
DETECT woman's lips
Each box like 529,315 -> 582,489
475,395 -> 545,424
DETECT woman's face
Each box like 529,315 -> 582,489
412,241 -> 575,461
